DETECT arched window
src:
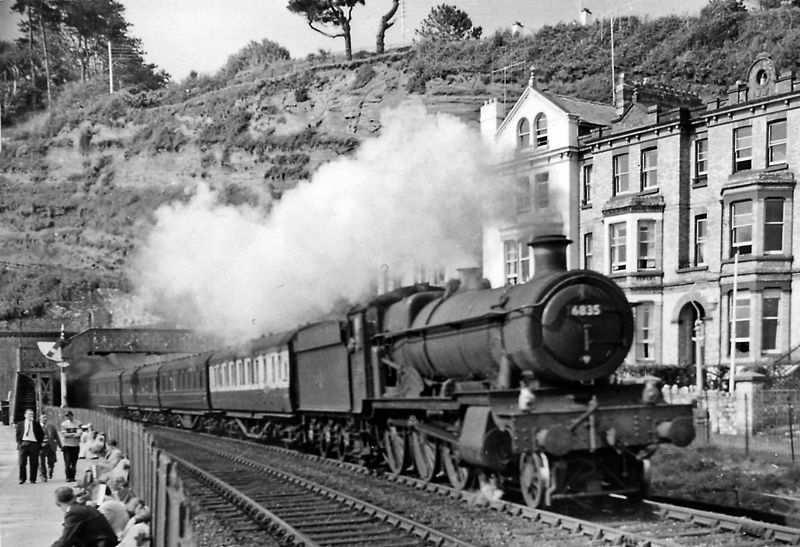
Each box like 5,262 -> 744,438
534,114 -> 548,147
517,118 -> 530,148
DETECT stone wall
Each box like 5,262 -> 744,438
662,374 -> 767,437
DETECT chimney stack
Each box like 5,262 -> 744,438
529,234 -> 571,276
457,267 -> 484,291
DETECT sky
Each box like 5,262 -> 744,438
0,0 -> 709,81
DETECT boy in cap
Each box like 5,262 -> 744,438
60,411 -> 81,482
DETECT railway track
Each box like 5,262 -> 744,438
151,427 -> 800,546
157,432 -> 479,546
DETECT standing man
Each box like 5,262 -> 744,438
39,413 -> 62,481
60,410 -> 81,482
15,408 -> 43,484
51,486 -> 118,547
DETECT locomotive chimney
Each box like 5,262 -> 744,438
529,234 -> 571,275
457,267 -> 484,291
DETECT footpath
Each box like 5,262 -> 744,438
0,423 -> 91,547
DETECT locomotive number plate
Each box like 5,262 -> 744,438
569,304 -> 602,317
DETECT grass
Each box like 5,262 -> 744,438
652,443 -> 800,515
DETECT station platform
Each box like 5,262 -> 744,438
0,423 -> 92,547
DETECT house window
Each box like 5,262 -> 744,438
504,240 -> 519,285
764,198 -> 784,253
515,177 -> 531,213
534,172 -> 549,209
767,119 -> 787,167
695,138 -> 708,178
762,290 -> 780,353
583,233 -> 593,270
504,240 -> 531,285
517,118 -> 530,148
733,126 -> 752,172
641,148 -> 658,189
730,290 -> 750,355
730,200 -> 752,256
635,302 -> 655,360
613,153 -> 629,194
694,214 -> 707,266
534,114 -> 548,147
637,220 -> 656,269
610,222 -> 627,272
582,164 -> 592,205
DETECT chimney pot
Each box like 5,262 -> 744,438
529,234 -> 571,275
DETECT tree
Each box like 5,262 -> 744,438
287,0 -> 365,61
375,0 -> 399,54
416,4 -> 482,42
221,39 -> 291,78
691,0 -> 748,48
59,0 -> 130,81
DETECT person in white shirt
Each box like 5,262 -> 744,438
15,408 -> 43,484
60,411 -> 82,482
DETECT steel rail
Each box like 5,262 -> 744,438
154,427 -> 800,546
163,435 -> 478,547
170,452 -> 320,547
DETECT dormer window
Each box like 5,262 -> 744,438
517,118 -> 530,148
534,114 -> 548,147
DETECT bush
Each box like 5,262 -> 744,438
352,64 -> 376,89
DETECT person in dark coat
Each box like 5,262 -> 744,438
51,486 -> 118,547
15,408 -> 44,484
39,413 -> 63,481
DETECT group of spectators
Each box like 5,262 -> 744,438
15,408 -> 151,547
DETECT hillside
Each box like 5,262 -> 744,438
0,51 -> 508,332
4,2 -> 800,332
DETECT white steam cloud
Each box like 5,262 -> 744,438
132,103 -> 504,342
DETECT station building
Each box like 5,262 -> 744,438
480,52 -> 800,379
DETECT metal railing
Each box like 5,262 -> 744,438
45,407 -> 195,547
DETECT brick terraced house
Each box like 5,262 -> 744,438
480,53 -> 800,381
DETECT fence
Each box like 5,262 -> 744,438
46,407 -> 196,547
661,385 -> 800,463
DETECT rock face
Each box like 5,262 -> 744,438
0,57 -> 510,328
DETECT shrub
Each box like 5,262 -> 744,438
352,64 -> 376,89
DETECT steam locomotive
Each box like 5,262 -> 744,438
78,234 -> 695,508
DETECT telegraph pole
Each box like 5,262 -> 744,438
492,61 -> 526,111
108,40 -> 114,93
611,16 -> 616,105
729,249 -> 740,393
